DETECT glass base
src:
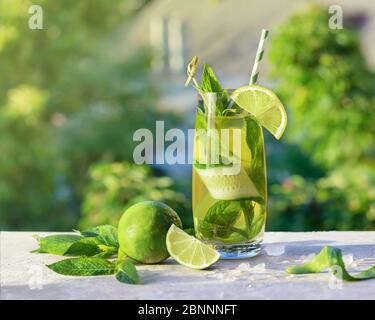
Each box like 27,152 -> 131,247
214,240 -> 262,259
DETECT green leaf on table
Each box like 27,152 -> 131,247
47,257 -> 116,276
64,237 -> 101,256
286,246 -> 375,281
93,250 -> 117,259
79,230 -> 98,238
33,234 -> 82,255
115,259 -> 140,284
118,248 -> 128,261
81,224 -> 119,248
93,244 -> 118,258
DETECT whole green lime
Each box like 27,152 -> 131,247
118,201 -> 183,264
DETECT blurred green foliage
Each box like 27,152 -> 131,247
270,165 -> 375,231
267,6 -> 375,231
0,0 -> 186,230
1,2 -> 374,233
80,162 -> 192,228
268,6 -> 375,168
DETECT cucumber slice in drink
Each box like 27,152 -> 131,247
195,165 -> 261,201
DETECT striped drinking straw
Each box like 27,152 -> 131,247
249,29 -> 269,85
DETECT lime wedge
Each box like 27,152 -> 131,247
166,224 -> 220,270
231,85 -> 287,139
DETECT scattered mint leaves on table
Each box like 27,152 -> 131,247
32,224 -> 119,257
81,224 -> 119,248
64,237 -> 102,257
33,225 -> 140,285
47,257 -> 116,276
286,246 -> 375,281
115,258 -> 140,284
32,234 -> 82,255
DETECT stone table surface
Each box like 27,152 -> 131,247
1,231 -> 375,300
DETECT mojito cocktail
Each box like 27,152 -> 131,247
192,91 -> 267,258
186,56 -> 287,259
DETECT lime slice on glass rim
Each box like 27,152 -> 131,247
230,85 -> 287,139
166,224 -> 220,270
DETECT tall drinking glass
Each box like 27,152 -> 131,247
192,91 -> 267,259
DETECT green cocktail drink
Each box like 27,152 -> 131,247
186,54 -> 287,259
192,91 -> 267,258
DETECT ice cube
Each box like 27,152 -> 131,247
236,263 -> 251,271
264,244 -> 285,256
210,272 -> 225,279
343,254 -> 354,266
250,263 -> 266,273
226,275 -> 240,282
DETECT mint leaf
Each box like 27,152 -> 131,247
34,235 -> 82,255
200,200 -> 244,238
205,200 -> 242,226
200,64 -> 229,114
201,63 -> 222,93
81,225 -> 118,248
65,237 -> 101,256
199,200 -> 258,240
80,230 -> 98,238
286,246 -> 375,281
240,201 -> 254,235
197,219 -> 247,241
33,227 -> 118,257
47,257 -> 115,276
118,248 -> 128,261
93,250 -> 117,259
115,259 -> 139,284
247,212 -> 265,239
94,244 -> 118,258
245,117 -> 266,198
195,107 -> 206,131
